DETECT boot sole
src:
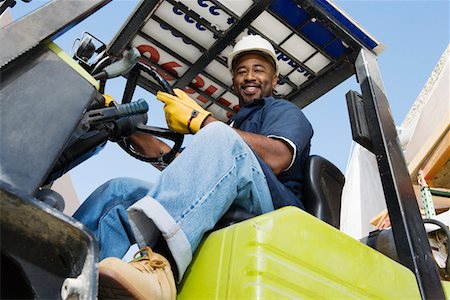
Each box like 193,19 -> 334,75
98,267 -> 144,299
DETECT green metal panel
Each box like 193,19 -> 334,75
443,281 -> 450,299
178,207 -> 421,299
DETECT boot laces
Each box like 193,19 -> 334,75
131,246 -> 167,273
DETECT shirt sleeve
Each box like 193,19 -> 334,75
260,100 -> 313,170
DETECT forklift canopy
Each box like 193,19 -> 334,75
108,0 -> 384,121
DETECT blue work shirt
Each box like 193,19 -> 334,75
229,96 -> 313,209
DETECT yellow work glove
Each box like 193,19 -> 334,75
156,89 -> 212,134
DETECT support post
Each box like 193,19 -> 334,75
354,48 -> 444,299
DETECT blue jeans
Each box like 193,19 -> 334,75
73,178 -> 154,259
73,122 -> 273,279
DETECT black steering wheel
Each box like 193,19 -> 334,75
118,63 -> 184,167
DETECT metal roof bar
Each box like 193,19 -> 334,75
265,9 -> 337,63
208,0 -> 239,21
281,0 -> 367,106
298,0 -> 370,55
151,15 -> 207,54
136,55 -> 236,114
174,0 -> 273,89
166,0 -> 224,37
107,0 -> 161,58
248,26 -> 317,77
136,31 -> 193,67
137,31 -> 236,98
288,56 -> 354,107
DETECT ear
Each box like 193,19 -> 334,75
272,74 -> 278,89
232,77 -> 238,92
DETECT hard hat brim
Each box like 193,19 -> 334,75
229,49 -> 280,76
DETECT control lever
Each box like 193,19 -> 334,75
93,48 -> 141,80
83,98 -> 148,128
45,99 -> 149,184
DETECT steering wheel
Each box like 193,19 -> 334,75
118,63 -> 184,167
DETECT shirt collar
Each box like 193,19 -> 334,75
229,97 -> 272,129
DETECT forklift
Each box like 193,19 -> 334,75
0,0 -> 448,298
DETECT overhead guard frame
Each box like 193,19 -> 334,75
107,0 -> 369,112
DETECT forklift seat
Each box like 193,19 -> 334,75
216,155 -> 345,229
302,155 -> 345,228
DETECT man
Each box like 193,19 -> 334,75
74,35 -> 313,299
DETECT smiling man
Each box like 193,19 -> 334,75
73,35 -> 313,299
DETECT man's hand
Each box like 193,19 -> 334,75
156,89 -> 212,134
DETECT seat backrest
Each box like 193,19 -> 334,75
302,155 -> 345,228
216,155 -> 345,229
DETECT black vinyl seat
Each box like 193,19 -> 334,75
302,155 -> 345,228
216,155 -> 345,229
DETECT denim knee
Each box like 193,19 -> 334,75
194,122 -> 249,154
198,122 -> 237,141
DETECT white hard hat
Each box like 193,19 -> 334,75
228,35 -> 280,75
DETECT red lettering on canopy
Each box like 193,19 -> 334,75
196,95 -> 209,103
136,45 -> 183,81
197,85 -> 218,103
204,85 -> 218,96
160,61 -> 181,81
191,75 -> 205,89
217,97 -> 231,107
137,45 -> 159,63
184,75 -> 205,95
183,87 -> 195,94
136,44 -> 239,116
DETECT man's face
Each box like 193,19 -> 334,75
232,52 -> 278,107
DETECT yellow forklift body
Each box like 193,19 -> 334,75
178,207 -> 422,299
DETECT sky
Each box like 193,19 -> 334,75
8,0 -> 450,203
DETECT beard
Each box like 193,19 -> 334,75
238,85 -> 267,107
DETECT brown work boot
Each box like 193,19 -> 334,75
98,246 -> 176,299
